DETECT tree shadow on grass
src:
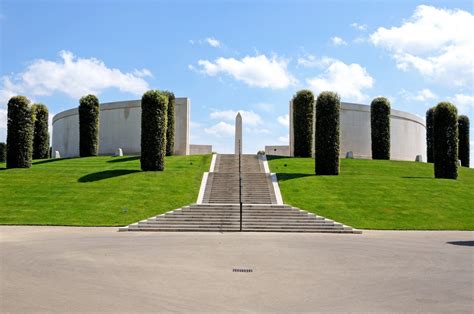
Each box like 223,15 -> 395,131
401,176 -> 434,180
275,173 -> 314,182
107,156 -> 140,163
33,158 -> 80,165
446,241 -> 474,247
78,169 -> 141,183
266,155 -> 292,161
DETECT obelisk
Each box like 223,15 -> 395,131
235,112 -> 242,154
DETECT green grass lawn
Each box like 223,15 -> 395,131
268,157 -> 474,230
0,155 -> 211,226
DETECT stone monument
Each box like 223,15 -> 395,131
235,113 -> 242,154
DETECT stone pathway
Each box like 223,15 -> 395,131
120,154 -> 360,233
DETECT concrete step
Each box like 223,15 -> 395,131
173,211 -> 319,215
119,154 -> 361,234
155,216 -> 330,225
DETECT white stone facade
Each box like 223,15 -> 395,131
283,102 -> 426,162
52,98 -> 210,157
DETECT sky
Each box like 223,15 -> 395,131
0,0 -> 473,160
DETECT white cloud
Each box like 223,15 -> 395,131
414,89 -> 437,101
0,50 -> 151,103
450,94 -> 474,115
350,23 -> 367,31
306,58 -> 374,102
189,37 -> 222,48
353,37 -> 367,44
210,109 -> 262,126
278,135 -> 289,143
370,5 -> 474,87
401,88 -> 437,102
132,68 -> 153,78
277,114 -> 289,127
331,36 -> 347,46
297,55 -> 336,68
205,37 -> 221,47
196,55 -> 296,89
204,121 -> 234,137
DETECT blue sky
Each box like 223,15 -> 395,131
0,0 -> 473,158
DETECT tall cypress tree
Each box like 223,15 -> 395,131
426,107 -> 435,163
458,115 -> 470,168
433,102 -> 458,179
79,94 -> 100,157
32,103 -> 50,159
162,91 -> 175,156
292,90 -> 315,157
370,97 -> 391,160
141,90 -> 168,171
6,96 -> 34,168
315,92 -> 340,175
0,142 -> 6,163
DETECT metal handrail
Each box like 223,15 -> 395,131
239,140 -> 242,231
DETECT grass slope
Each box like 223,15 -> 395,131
0,155 -> 211,226
269,157 -> 474,230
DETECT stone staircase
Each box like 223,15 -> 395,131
119,154 -> 361,233
203,154 -> 276,204
123,204 -> 358,233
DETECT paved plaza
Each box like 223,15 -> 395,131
1,226 -> 472,312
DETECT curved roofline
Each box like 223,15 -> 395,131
53,98 -> 187,124
53,99 -> 425,128
341,102 -> 425,128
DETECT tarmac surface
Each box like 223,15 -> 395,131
1,226 -> 472,313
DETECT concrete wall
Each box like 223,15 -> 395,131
265,145 -> 291,157
52,98 -> 191,157
288,102 -> 426,162
189,144 -> 212,155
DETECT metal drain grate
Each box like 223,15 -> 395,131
233,268 -> 253,273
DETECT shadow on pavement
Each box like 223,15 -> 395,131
446,241 -> 474,247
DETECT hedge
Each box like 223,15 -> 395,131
433,102 -> 458,179
315,91 -> 340,175
458,115 -> 470,168
163,91 -> 175,156
370,97 -> 391,160
0,142 -> 5,163
32,103 -> 50,159
426,107 -> 435,163
79,94 -> 100,157
292,90 -> 315,157
141,90 -> 168,171
6,96 -> 34,168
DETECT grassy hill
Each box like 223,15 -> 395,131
0,155 -> 211,226
268,157 -> 474,230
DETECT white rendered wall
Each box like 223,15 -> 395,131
174,98 -> 190,155
288,102 -> 427,162
52,98 -> 191,157
265,145 -> 291,156
340,104 -> 372,159
189,144 -> 212,155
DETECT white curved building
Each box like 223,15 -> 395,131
52,98 -> 212,157
54,99 -> 426,162
266,102 -> 426,162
